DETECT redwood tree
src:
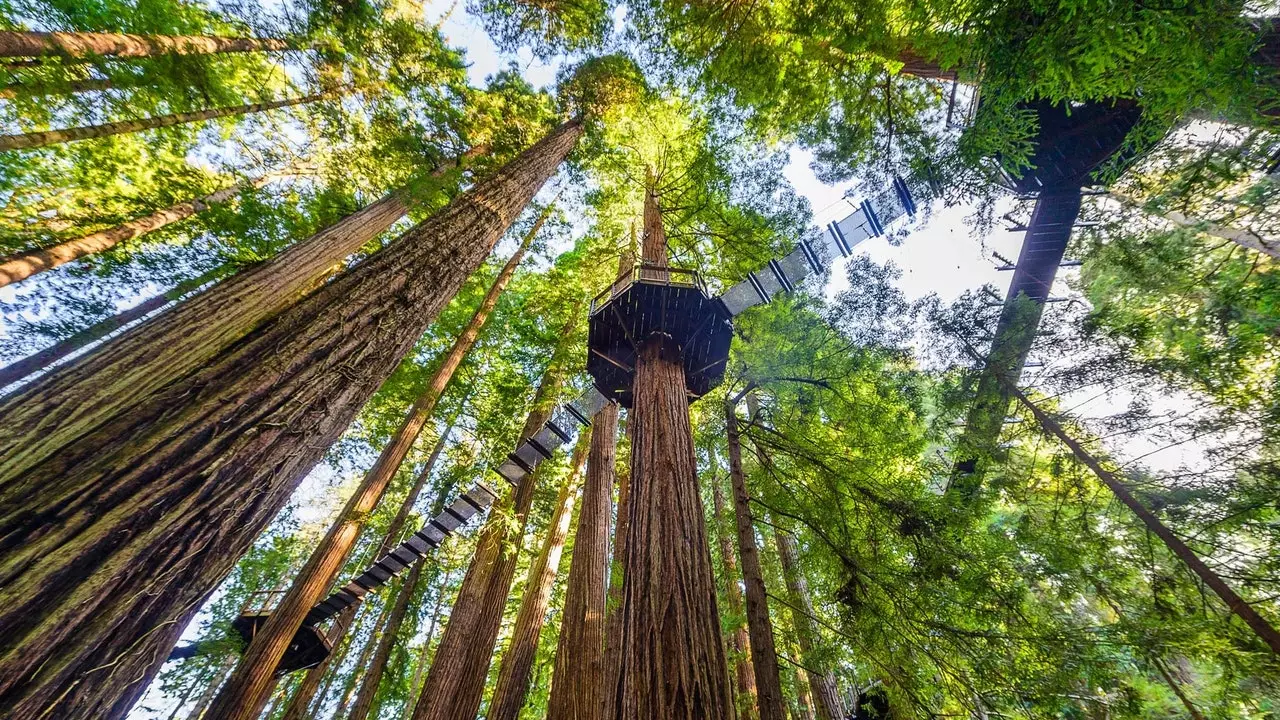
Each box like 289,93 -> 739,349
723,399 -> 787,720
0,118 -> 582,720
0,30 -> 298,59
713,474 -> 758,719
547,401 -> 617,720
0,147 -> 484,479
0,89 -> 336,151
0,164 -> 295,288
409,336 -> 576,720
609,183 -> 735,718
205,204 -> 548,720
488,434 -> 590,720
772,525 -> 845,720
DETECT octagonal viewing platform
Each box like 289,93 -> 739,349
587,262 -> 733,408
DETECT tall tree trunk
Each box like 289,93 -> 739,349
410,339 -> 576,720
0,30 -> 296,59
0,89 -> 335,151
1106,190 -> 1280,260
0,145 -> 483,487
207,218 -> 539,720
489,436 -> 589,720
0,118 -> 581,720
333,598 -> 395,719
724,400 -> 786,720
343,428 -> 463,720
792,663 -> 816,720
0,166 -> 293,288
0,77 -> 117,99
713,477 -> 758,719
771,526 -> 844,720
610,182 -> 736,719
600,417 -> 631,720
547,402 -> 617,720
408,569 -> 453,701
185,656 -> 235,720
0,265 -> 222,389
1011,385 -> 1280,654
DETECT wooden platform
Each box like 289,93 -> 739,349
587,264 -> 733,408
231,611 -> 333,674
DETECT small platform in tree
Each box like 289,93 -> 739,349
232,611 -> 333,674
587,263 -> 733,408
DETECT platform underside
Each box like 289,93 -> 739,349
232,612 -> 332,674
1002,98 -> 1143,192
587,281 -> 733,408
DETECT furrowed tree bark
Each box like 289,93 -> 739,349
0,30 -> 297,59
0,166 -> 292,288
207,216 -> 540,720
0,146 -> 485,481
0,118 -> 581,720
713,477 -> 758,719
610,181 -> 735,719
0,89 -> 335,151
489,435 -> 589,720
0,266 -> 222,389
343,427 -> 462,720
1011,385 -> 1280,654
410,339 -> 576,720
547,402 -> 617,720
772,526 -> 844,720
724,401 -> 786,720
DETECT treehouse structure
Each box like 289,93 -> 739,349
950,99 -> 1143,491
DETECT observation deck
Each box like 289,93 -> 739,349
587,263 -> 733,408
231,590 -> 348,674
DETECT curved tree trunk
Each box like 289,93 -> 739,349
772,526 -> 844,720
713,477 -> 758,719
0,146 -> 484,483
609,183 -> 735,720
0,118 -> 581,720
724,400 -> 787,720
547,402 -> 617,720
206,212 -> 543,720
409,336 -> 576,720
488,439 -> 588,720
0,167 -> 291,288
0,89 -> 334,151
1011,385 -> 1280,654
0,266 -> 221,389
0,30 -> 296,59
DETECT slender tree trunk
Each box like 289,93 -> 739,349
0,30 -> 296,59
1106,190 -> 1280,260
0,78 -> 117,99
724,401 -> 786,720
1011,385 -> 1280,654
208,221 -> 538,720
185,656 -> 234,720
0,266 -> 222,389
489,437 -> 589,720
0,89 -> 335,151
610,182 -> 735,719
713,478 -> 758,719
0,119 -> 581,720
1153,658 -> 1205,720
0,167 -> 292,288
410,341 -> 576,720
601,417 -> 631,720
408,569 -> 453,701
792,663 -> 816,720
343,426 -> 461,720
334,599 -> 395,718
0,145 -> 483,489
771,526 -> 844,720
547,402 -> 617,720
